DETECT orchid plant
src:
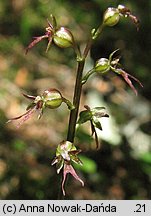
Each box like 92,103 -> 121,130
8,4 -> 142,196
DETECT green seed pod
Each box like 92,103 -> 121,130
42,89 -> 63,109
53,27 -> 74,48
95,58 -> 110,73
103,7 -> 120,26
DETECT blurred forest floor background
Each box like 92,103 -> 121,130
0,0 -> 150,199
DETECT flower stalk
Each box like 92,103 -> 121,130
67,59 -> 85,142
9,4 -> 142,196
67,21 -> 105,143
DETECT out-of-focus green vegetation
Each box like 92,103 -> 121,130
0,0 -> 150,199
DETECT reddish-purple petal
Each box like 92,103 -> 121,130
7,106 -> 37,128
62,164 -> 84,196
46,37 -> 53,53
122,72 -> 138,95
115,68 -> 143,95
129,14 -> 140,31
118,5 -> 139,31
25,35 -> 48,54
22,93 -> 36,100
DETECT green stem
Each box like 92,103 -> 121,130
83,37 -> 92,59
81,68 -> 95,85
66,24 -> 104,143
92,24 -> 104,40
67,59 -> 85,142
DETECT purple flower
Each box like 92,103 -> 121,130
109,50 -> 143,95
51,141 -> 84,196
7,88 -> 73,127
25,17 -> 74,54
7,93 -> 43,128
25,20 -> 54,54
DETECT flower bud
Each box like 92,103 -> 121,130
56,141 -> 73,155
53,27 -> 74,48
42,89 -> 63,109
103,7 -> 120,26
95,58 -> 110,73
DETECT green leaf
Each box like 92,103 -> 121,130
77,110 -> 92,124
76,129 -> 93,144
70,155 -> 83,166
92,117 -> 103,131
139,153 -> 151,164
74,156 -> 97,174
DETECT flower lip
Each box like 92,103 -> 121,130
113,68 -> 143,96
62,163 -> 84,196
51,141 -> 84,195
